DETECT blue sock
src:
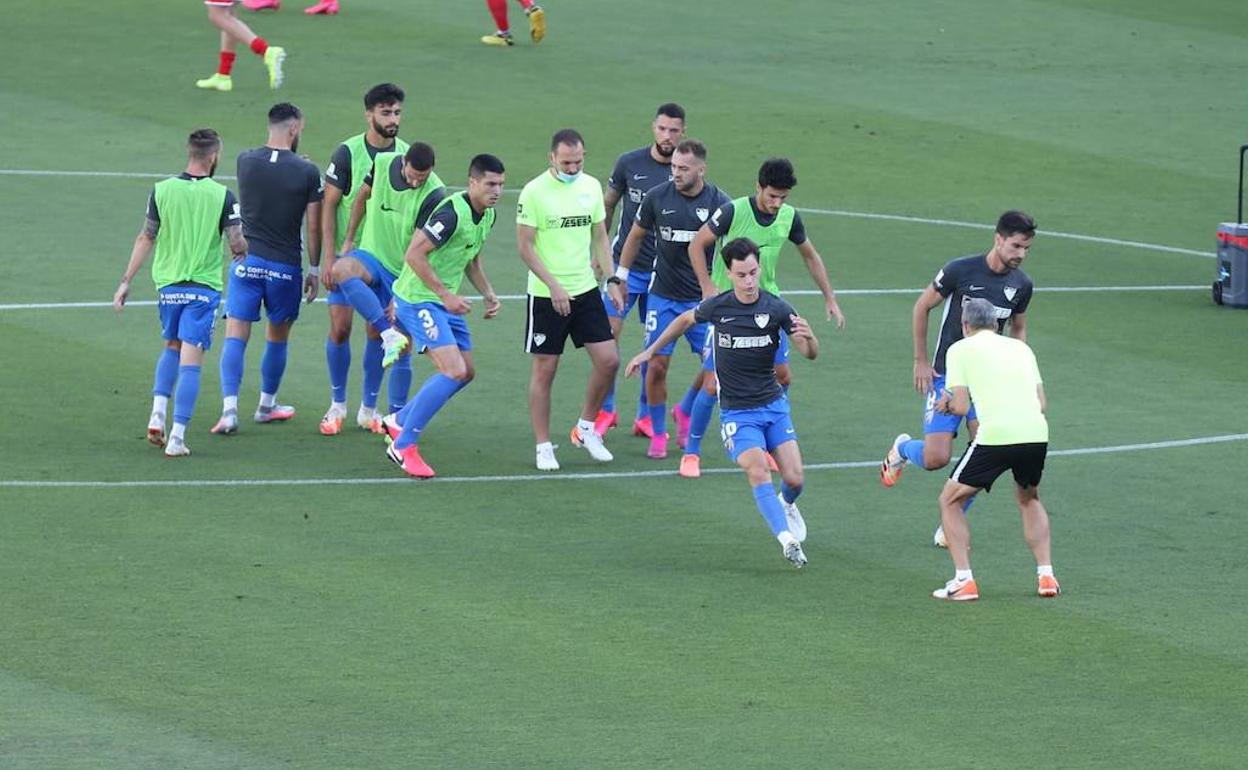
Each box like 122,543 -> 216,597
152,348 -> 179,397
173,365 -> 201,427
780,481 -> 803,505
649,403 -> 667,437
962,494 -> 977,513
340,276 -> 390,332
602,381 -> 616,414
362,337 -> 383,410
394,373 -> 463,449
637,362 -> 649,419
685,390 -> 718,456
678,384 -> 698,417
388,355 -> 413,413
260,341 -> 288,396
900,438 -> 927,467
219,337 -> 246,399
326,338 -> 350,404
752,482 -> 788,536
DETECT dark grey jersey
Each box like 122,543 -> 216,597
694,291 -> 797,410
607,146 -> 673,270
324,138 -> 395,197
930,253 -> 1034,374
638,181 -> 731,302
236,147 -> 323,265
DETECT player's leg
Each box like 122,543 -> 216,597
767,407 -> 806,543
197,17 -> 237,92
680,330 -> 720,477
729,414 -> 805,568
672,369 -> 703,451
644,353 -> 672,458
933,477 -> 980,599
214,259 -> 263,434
481,0 -> 516,46
882,374 -> 958,487
1013,444 -> 1059,596
165,289 -> 220,455
529,353 -> 560,467
569,291 -> 619,462
332,251 -> 408,369
320,302 -> 353,435
149,339 -> 180,447
252,262 -> 302,423
206,3 -> 285,89
515,0 -> 545,43
631,282 -> 652,433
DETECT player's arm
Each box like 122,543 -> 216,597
405,230 -> 472,316
464,256 -> 501,319
794,239 -> 845,329
342,182 -> 371,254
516,223 -> 571,316
225,223 -> 247,261
114,215 -> 159,311
593,220 -> 625,312
603,185 -> 622,237
319,183 -> 343,288
939,385 -> 971,416
912,285 -> 946,394
626,309 -> 697,377
303,199 -> 323,303
787,313 -> 819,361
688,224 -> 718,299
1009,312 -> 1027,343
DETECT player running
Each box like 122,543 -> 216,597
614,139 -> 729,466
198,1 -> 286,92
481,0 -> 547,46
380,155 -> 507,477
318,84 -> 409,435
626,238 -> 819,568
320,142 -> 445,435
518,128 -> 625,471
210,103 -> 323,435
596,103 -> 685,440
879,210 -> 1036,548
114,129 -> 245,457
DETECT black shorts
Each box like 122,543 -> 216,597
949,441 -> 1047,492
524,289 -> 613,355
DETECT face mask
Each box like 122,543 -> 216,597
556,170 -> 581,184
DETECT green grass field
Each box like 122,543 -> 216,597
3,1 -> 1248,767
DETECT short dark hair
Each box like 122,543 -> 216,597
996,209 -> 1037,238
550,128 -> 584,152
364,83 -> 405,110
268,102 -> 302,125
655,102 -> 686,122
187,128 -> 221,160
674,139 -> 707,160
405,142 -> 435,171
469,153 -> 505,177
758,158 -> 797,190
721,237 -> 760,268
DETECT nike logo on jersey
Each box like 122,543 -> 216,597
380,204 -> 396,212
968,285 -> 985,291
633,174 -> 648,180
661,209 -> 677,215
719,317 -> 734,323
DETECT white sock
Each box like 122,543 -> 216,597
577,418 -> 595,435
223,395 -> 238,413
1037,565 -> 1054,577
152,395 -> 169,416
259,392 -> 276,409
955,569 -> 974,582
331,400 -> 346,412
170,422 -> 187,442
536,441 -> 554,453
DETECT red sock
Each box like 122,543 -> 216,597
249,37 -> 269,56
486,0 -> 509,32
218,51 -> 236,77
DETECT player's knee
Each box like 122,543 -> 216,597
702,379 -> 718,397
922,447 -> 952,470
743,462 -> 771,487
648,356 -> 670,377
1015,484 -> 1040,503
165,339 -> 182,352
781,468 -> 804,490
331,258 -> 360,284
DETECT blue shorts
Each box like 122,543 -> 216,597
326,249 -> 398,313
396,299 -> 472,352
158,285 -> 220,350
924,373 -> 978,436
225,254 -> 303,325
720,397 -> 797,462
701,326 -> 789,372
603,268 -> 652,320
645,294 -> 705,357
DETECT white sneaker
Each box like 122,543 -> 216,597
357,404 -> 379,432
880,432 -> 911,487
576,426 -> 613,462
934,524 -> 948,548
778,531 -> 807,568
380,327 -> 409,367
932,575 -> 979,601
147,411 -> 166,447
164,437 -> 190,457
778,493 -> 807,543
210,409 -> 239,435
536,443 -> 560,471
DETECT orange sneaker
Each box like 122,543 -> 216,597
304,0 -> 338,14
386,442 -> 435,478
932,577 -> 979,601
593,409 -> 618,436
880,432 -> 911,487
319,405 -> 345,436
678,454 -> 701,478
632,414 -> 654,438
1037,574 -> 1061,598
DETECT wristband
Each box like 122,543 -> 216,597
614,265 -> 630,281
606,276 -> 623,286
307,265 -> 320,277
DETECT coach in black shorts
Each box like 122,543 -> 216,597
929,298 -> 1060,602
516,128 -> 625,471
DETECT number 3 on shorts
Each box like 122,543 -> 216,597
417,308 -> 436,331
720,421 -> 737,453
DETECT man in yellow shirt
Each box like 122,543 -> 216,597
517,129 -> 625,471
931,298 -> 1059,602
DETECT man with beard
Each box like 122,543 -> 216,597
210,103 -> 323,435
113,129 -> 246,457
317,84 -> 409,436
879,210 -> 1037,549
594,103 -> 685,440
613,139 -> 729,467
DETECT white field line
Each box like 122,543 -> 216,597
0,168 -> 1214,257
0,285 -> 1208,312
1,432 -> 1243,489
